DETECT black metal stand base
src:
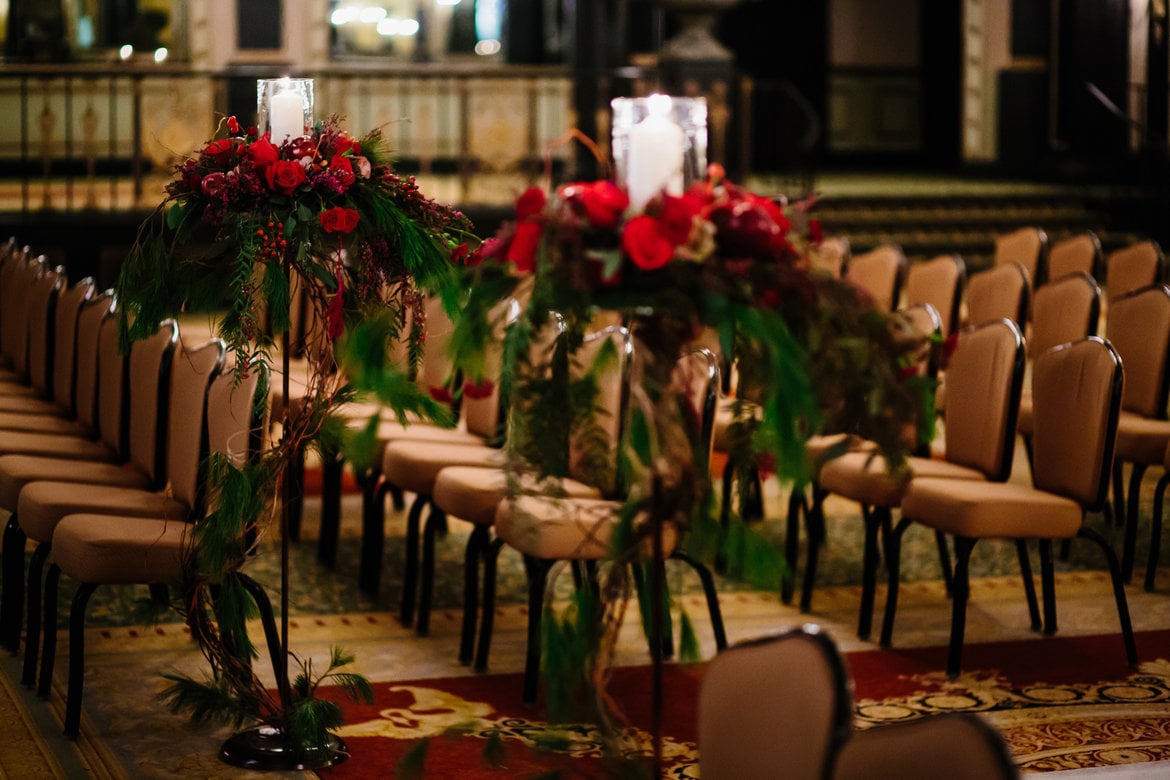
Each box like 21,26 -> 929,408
219,726 -> 348,771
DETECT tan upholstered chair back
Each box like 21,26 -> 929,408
0,252 -> 41,373
994,226 -> 1047,287
206,363 -> 267,469
127,320 -> 179,485
73,293 -> 114,435
1046,231 -> 1102,283
843,244 -> 906,312
966,262 -> 1030,329
942,319 -> 1025,481
96,307 -> 128,453
50,278 -> 96,411
462,296 -> 523,441
1107,239 -> 1164,301
815,235 -> 850,279
419,294 -> 456,395
699,627 -> 853,780
164,340 -> 225,510
832,713 -> 1018,780
1029,272 -> 1100,357
1106,285 -> 1170,418
896,303 -> 942,379
1031,337 -> 1123,507
904,254 -> 965,337
24,264 -> 65,396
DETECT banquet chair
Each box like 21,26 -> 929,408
888,337 -> 1135,677
699,626 -> 853,780
1106,239 -> 1163,302
1045,231 -> 1102,284
994,226 -> 1048,290
43,360 -> 267,737
382,322 -> 626,638
0,262 -> 65,408
0,276 -> 96,432
843,243 -> 906,312
433,345 -> 719,671
1103,285 -> 1170,579
0,251 -> 44,389
0,313 -> 173,652
904,254 -> 965,338
815,235 -> 850,279
491,344 -> 727,703
816,318 -> 1026,641
1015,272 -> 1101,443
965,261 -> 1030,330
14,335 -> 220,683
832,713 -> 1017,780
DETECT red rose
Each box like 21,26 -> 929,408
746,193 -> 792,232
515,187 -> 547,221
333,134 -> 360,156
329,154 -> 355,188
559,180 -> 629,229
319,206 -> 360,233
621,215 -> 674,270
506,221 -> 543,272
450,242 -> 470,265
200,172 -> 226,197
463,378 -> 495,400
265,159 -> 307,195
657,193 -> 703,246
227,116 -> 240,135
203,138 -> 236,165
245,136 -> 280,169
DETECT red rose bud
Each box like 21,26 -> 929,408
428,385 -> 455,405
463,378 -> 495,400
515,186 -> 547,221
621,215 -> 674,270
227,115 -> 240,134
265,159 -> 307,194
319,206 -> 360,233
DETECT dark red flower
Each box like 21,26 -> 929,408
463,378 -> 495,400
329,154 -> 355,189
319,206 -> 360,233
709,200 -> 787,260
506,221 -> 543,272
656,193 -> 704,246
559,180 -> 629,229
333,133 -> 360,156
287,136 -> 317,160
450,242 -> 470,265
245,135 -> 280,169
515,187 -> 547,221
227,115 -> 240,135
429,385 -> 455,404
203,138 -> 236,165
621,215 -> 674,271
265,159 -> 307,195
200,172 -> 226,197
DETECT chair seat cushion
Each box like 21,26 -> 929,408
0,412 -> 86,436
820,452 -> 985,508
496,495 -> 641,560
433,466 -> 601,527
1113,411 -> 1170,465
0,432 -> 114,462
901,478 -> 1082,539
51,514 -> 188,584
382,441 -> 505,496
0,395 -> 61,415
18,482 -> 187,544
0,455 -> 151,511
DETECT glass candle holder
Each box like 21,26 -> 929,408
257,78 -> 314,144
611,94 -> 707,211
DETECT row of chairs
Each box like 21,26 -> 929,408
0,241 -> 268,737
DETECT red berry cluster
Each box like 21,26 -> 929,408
256,220 -> 288,263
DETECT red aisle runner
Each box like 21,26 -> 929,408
316,630 -> 1170,779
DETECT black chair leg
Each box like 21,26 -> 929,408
474,539 -> 504,673
1079,527 -> 1139,667
879,518 -> 911,647
1,516 -> 26,652
1123,463 -> 1150,580
22,543 -> 49,687
781,489 -> 803,604
38,562 -> 60,699
1147,474 -> 1170,591
799,489 -> 826,614
416,503 -> 443,637
946,537 -> 976,678
63,582 -> 98,739
1015,539 -> 1042,631
317,448 -> 344,567
359,478 -> 389,597
398,497 -> 427,626
857,507 -> 885,640
1038,539 -> 1057,635
460,526 -> 489,664
934,531 -> 953,595
671,551 -> 728,651
521,555 -> 553,704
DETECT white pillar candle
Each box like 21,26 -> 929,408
269,86 -> 305,144
626,98 -> 685,212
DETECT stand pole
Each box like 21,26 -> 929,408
650,474 -> 665,775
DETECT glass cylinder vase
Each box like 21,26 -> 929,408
257,78 -> 315,144
611,94 -> 707,212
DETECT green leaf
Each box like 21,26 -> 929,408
166,202 -> 184,230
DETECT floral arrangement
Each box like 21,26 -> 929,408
114,115 -> 475,762
452,165 -> 933,767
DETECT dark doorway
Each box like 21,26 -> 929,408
1055,0 -> 1130,159
920,0 -> 963,169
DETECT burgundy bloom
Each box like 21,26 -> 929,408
319,206 -> 360,234
265,159 -> 307,195
621,215 -> 674,271
506,221 -> 543,273
200,172 -> 227,197
515,187 -> 547,221
245,135 -> 280,169
329,154 -> 356,189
